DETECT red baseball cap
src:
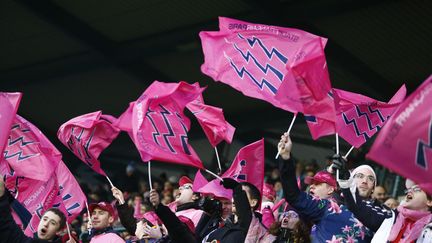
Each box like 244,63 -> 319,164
179,176 -> 193,187
89,202 -> 116,218
305,171 -> 337,188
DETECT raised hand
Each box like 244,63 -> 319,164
149,189 -> 160,208
111,187 -> 125,205
278,132 -> 292,160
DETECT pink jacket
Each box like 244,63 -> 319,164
245,214 -> 276,243
90,232 -> 125,243
175,208 -> 205,227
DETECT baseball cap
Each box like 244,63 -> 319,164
89,202 -> 116,218
179,176 -> 193,187
305,170 -> 337,188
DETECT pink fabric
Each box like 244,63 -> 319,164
192,170 -> 208,192
305,116 -> 336,140
90,232 -> 125,243
261,204 -> 275,229
186,93 -> 235,147
388,205 -> 432,242
4,115 -> 61,181
53,161 -> 86,222
245,214 -> 276,243
0,92 -> 22,160
22,177 -> 60,236
334,85 -> 406,148
120,81 -> 204,169
223,139 -> 265,193
175,208 -> 205,227
58,111 -> 120,176
366,76 -> 432,195
198,139 -> 265,200
200,17 -> 329,115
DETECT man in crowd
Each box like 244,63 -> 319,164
88,202 -> 125,243
278,133 -> 372,242
0,176 -> 75,243
373,185 -> 388,204
172,176 -> 205,227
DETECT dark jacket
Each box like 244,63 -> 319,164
0,190 -> 61,243
203,182 -> 251,242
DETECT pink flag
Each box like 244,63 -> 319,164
57,111 -> 120,175
334,85 -> 406,147
186,94 -> 235,147
0,92 -> 22,160
123,81 -> 204,168
192,170 -> 209,193
20,161 -> 86,235
52,161 -> 86,222
305,115 -> 336,140
367,76 -> 432,195
198,139 -> 265,199
200,17 -> 328,114
4,115 -> 61,181
19,176 -> 60,236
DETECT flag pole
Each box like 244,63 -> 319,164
148,161 -> 153,191
214,147 -> 222,174
204,169 -> 224,182
85,201 -> 93,226
275,113 -> 297,159
105,175 -> 115,188
343,146 -> 355,160
66,223 -> 72,240
335,133 -> 340,155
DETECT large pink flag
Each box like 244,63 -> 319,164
200,17 -> 329,115
122,81 -> 204,168
20,161 -> 86,235
3,115 -> 61,181
198,139 -> 265,199
57,111 -> 120,176
367,76 -> 432,195
0,92 -> 22,160
52,161 -> 86,221
334,85 -> 406,147
186,94 -> 235,147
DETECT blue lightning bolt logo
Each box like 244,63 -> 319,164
4,124 -> 37,161
225,53 -> 278,94
342,112 -> 371,141
238,34 -> 288,63
175,112 -> 191,155
232,43 -> 284,81
159,105 -> 176,153
146,106 -> 161,146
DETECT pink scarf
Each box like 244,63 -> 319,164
388,205 -> 432,242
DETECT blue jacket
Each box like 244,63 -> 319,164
279,157 -> 373,242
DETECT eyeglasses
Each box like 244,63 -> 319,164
179,184 -> 192,190
353,173 -> 375,183
404,186 -> 423,194
282,211 -> 299,219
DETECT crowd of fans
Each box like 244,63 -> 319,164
1,134 -> 432,242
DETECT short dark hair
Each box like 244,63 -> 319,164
240,182 -> 261,211
45,208 -> 67,230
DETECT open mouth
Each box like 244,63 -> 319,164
406,193 -> 413,201
40,228 -> 47,234
309,190 -> 315,196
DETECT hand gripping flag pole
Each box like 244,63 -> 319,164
275,114 -> 297,159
